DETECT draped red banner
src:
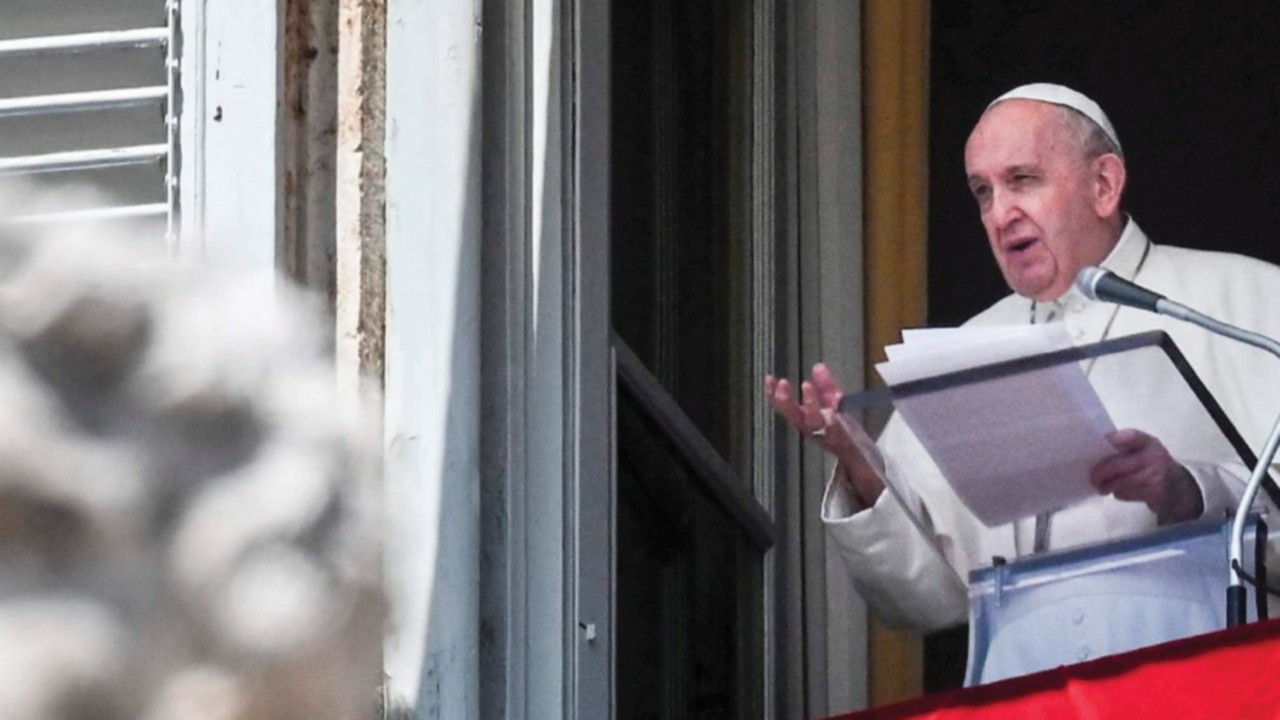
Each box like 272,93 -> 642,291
827,619 -> 1280,720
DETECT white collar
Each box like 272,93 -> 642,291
1030,218 -> 1150,322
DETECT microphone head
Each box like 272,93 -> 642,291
1074,266 -> 1107,301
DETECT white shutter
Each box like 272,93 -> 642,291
0,0 -> 178,245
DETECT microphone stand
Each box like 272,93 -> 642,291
1155,299 -> 1280,627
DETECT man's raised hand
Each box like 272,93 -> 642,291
765,363 -> 887,507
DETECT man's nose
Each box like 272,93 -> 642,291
989,187 -> 1022,229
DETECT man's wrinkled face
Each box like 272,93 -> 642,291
964,100 -> 1112,301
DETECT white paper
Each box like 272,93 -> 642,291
877,325 -> 1116,527
879,324 -> 1074,383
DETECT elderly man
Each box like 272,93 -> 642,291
767,84 -> 1280,679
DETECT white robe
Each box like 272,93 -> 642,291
823,220 -> 1280,678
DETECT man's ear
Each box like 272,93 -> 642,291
1093,153 -> 1127,217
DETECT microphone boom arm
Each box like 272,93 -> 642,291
1077,266 -> 1280,626
1158,298 -> 1280,627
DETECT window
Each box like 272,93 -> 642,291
611,0 -> 774,716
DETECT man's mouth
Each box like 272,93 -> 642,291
1004,237 -> 1039,255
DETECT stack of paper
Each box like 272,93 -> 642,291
876,325 -> 1116,527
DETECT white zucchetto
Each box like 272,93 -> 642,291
990,83 -> 1122,156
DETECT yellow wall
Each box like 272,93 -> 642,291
862,0 -> 930,707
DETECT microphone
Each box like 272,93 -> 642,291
1074,266 -> 1166,313
1075,264 -> 1280,628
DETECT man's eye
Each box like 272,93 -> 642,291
971,186 -> 990,201
1010,173 -> 1036,185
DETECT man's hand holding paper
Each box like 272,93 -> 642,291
1093,428 -> 1204,525
873,324 -> 1201,527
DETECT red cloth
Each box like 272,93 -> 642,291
827,619 -> 1280,720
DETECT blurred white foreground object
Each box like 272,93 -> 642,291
0,185 -> 379,720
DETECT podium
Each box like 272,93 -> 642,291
837,331 -> 1278,684
966,513 -> 1264,685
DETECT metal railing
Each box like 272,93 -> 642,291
0,8 -> 180,244
0,87 -> 168,119
0,28 -> 168,59
0,145 -> 169,175
6,203 -> 167,225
